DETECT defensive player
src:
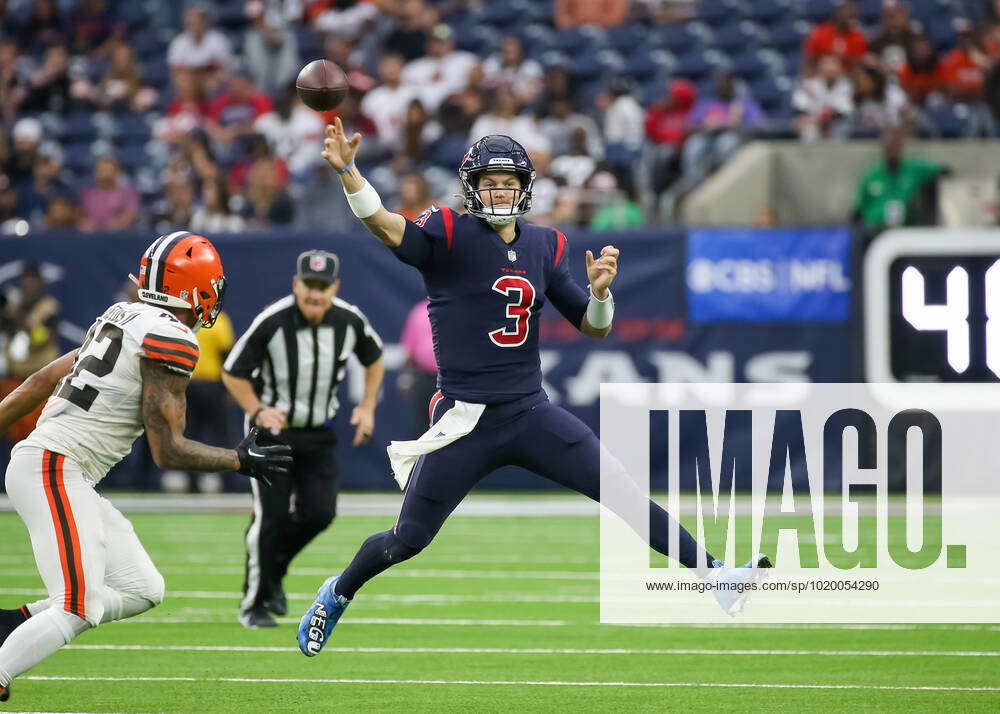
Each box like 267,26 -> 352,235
298,124 -> 769,657
0,232 -> 291,702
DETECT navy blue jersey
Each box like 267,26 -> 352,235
392,205 -> 589,404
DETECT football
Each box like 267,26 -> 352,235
295,59 -> 348,112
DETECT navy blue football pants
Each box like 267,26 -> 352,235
336,391 -> 713,599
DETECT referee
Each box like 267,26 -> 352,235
222,250 -> 385,629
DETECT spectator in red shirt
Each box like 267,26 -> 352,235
804,0 -> 868,72
642,79 -> 696,198
157,69 -> 210,144
940,18 -> 989,102
897,36 -> 945,105
206,72 -> 273,159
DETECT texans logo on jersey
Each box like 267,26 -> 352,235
415,205 -> 440,228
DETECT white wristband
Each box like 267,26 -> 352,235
344,180 -> 382,219
586,288 -> 614,329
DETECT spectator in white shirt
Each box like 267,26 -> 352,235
167,7 -> 232,95
539,93 -> 604,160
402,23 -> 478,113
243,7 -> 300,95
361,53 -> 416,154
482,35 -> 543,106
468,86 -> 551,154
254,91 -> 326,178
191,176 -> 247,233
601,77 -> 645,150
792,53 -> 855,141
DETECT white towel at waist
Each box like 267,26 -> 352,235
386,400 -> 487,490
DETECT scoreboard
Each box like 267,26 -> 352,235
865,229 -> 1000,390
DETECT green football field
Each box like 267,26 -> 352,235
1,503 -> 999,712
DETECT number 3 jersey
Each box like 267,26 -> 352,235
17,301 -> 200,485
394,206 -> 590,404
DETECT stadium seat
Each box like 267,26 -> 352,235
570,49 -> 625,81
714,21 -> 766,54
216,0 -> 249,29
697,0 -> 744,27
519,23 -> 555,56
673,49 -> 727,82
63,142 -> 95,173
294,26 -> 320,60
522,0 -> 555,24
730,50 -> 771,81
768,19 -> 809,51
923,103 -> 971,138
746,0 -> 791,25
856,0 -> 884,26
624,48 -> 675,80
455,24 -> 500,56
551,26 -> 607,56
111,113 -> 153,145
426,135 -> 470,169
141,59 -> 171,90
479,0 -> 523,29
749,75 -> 792,114
117,144 -> 150,173
606,24 -> 649,54
132,28 -> 165,60
604,142 -> 640,169
59,113 -> 98,143
654,23 -> 703,55
925,15 -> 958,51
641,78 -> 667,106
800,0 -> 835,23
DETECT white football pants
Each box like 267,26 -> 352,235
0,446 -> 164,686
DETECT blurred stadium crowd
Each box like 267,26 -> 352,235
0,0 -> 998,237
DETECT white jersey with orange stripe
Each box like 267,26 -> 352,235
16,301 -> 200,485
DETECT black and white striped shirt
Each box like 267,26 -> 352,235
223,295 -> 383,429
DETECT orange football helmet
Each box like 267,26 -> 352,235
132,231 -> 227,329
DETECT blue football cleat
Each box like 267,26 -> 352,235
297,575 -> 350,657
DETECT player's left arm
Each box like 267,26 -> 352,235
351,355 -> 384,447
582,245 -> 619,339
0,350 -> 77,436
546,241 -> 618,340
140,359 -> 241,472
349,312 -> 385,447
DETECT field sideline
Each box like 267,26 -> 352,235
0,497 -> 998,712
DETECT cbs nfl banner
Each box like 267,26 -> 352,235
599,382 -> 999,623
686,227 -> 852,323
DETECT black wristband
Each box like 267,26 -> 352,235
250,407 -> 263,424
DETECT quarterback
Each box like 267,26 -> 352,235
0,232 -> 291,702
297,123 -> 770,658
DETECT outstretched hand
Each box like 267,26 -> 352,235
321,116 -> 362,172
586,245 -> 619,298
235,426 -> 293,487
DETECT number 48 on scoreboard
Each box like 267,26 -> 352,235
865,229 -> 1000,388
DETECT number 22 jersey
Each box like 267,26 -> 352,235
394,206 -> 590,404
16,301 -> 200,484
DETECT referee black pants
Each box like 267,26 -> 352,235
241,428 -> 339,614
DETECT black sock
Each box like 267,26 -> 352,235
0,606 -> 30,629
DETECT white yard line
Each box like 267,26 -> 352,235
62,644 -> 1000,657
20,675 -> 1000,692
117,617 -> 572,626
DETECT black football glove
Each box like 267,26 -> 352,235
235,426 -> 292,487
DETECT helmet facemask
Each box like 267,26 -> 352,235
461,167 -> 535,225
191,275 -> 226,331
